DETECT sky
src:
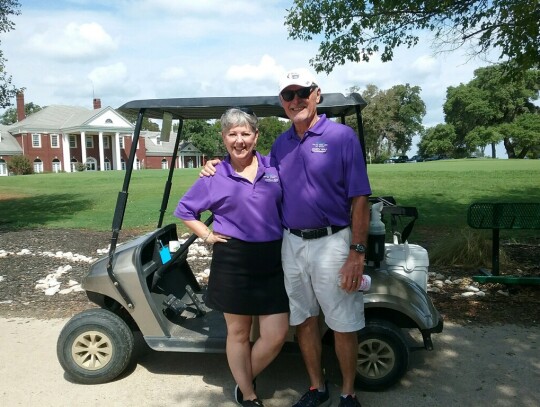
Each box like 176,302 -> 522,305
1,0 -> 508,157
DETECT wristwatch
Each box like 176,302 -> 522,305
350,243 -> 367,254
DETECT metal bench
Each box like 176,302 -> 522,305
467,202 -> 540,285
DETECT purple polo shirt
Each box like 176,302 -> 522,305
174,151 -> 283,242
270,114 -> 371,229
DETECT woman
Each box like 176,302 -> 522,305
174,107 -> 289,407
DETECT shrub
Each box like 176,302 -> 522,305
8,155 -> 33,175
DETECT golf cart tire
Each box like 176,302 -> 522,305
355,319 -> 409,391
57,308 -> 135,384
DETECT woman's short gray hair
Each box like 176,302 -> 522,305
220,107 -> 258,134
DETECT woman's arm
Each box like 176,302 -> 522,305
182,219 -> 229,244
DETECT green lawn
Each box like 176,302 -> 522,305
1,159 -> 539,242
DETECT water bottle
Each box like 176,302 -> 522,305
367,201 -> 386,265
337,274 -> 371,291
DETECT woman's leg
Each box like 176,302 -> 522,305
224,313 -> 257,401
251,312 -> 289,378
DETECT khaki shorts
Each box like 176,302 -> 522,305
282,227 -> 365,332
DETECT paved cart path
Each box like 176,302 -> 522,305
0,318 -> 538,407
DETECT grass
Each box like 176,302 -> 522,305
1,159 -> 539,245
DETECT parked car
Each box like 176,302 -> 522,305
385,155 -> 409,163
407,155 -> 424,162
56,94 -> 443,391
425,154 -> 448,161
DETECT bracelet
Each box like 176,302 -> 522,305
202,230 -> 212,242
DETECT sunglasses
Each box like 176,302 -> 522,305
280,85 -> 317,102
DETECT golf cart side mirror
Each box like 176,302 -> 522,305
160,112 -> 173,142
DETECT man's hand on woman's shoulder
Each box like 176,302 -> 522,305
199,159 -> 221,177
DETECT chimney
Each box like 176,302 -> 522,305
93,98 -> 102,109
16,91 -> 25,122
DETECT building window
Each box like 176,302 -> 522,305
86,157 -> 97,171
104,158 -> 111,171
32,134 -> 41,148
50,134 -> 60,148
52,159 -> 61,173
161,159 -> 168,169
135,157 -> 141,170
33,158 -> 43,173
103,136 -> 110,149
69,135 -> 77,148
121,159 -> 126,170
0,159 -> 7,176
105,118 -> 113,124
86,136 -> 94,148
119,136 -> 124,149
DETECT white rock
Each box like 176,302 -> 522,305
427,287 -> 441,293
433,280 -> 444,288
0,300 -> 13,304
45,286 -> 60,295
0,276 -> 4,282
475,291 -> 486,297
461,292 -> 476,297
497,290 -> 509,297
16,249 -> 31,255
35,283 -> 49,290
444,279 -> 453,285
452,278 -> 463,284
67,280 -> 79,287
59,287 -> 74,295
435,273 -> 445,280
466,286 -> 480,292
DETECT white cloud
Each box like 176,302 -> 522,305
25,22 -> 117,61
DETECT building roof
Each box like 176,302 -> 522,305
0,125 -> 22,156
143,131 -> 201,156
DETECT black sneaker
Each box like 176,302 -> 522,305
292,381 -> 330,407
338,395 -> 362,407
235,378 -> 257,405
242,399 -> 264,407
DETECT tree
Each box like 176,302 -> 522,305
347,83 -> 425,161
285,0 -> 539,75
119,110 -> 159,131
183,120 -> 223,157
257,116 -> 289,155
0,0 -> 20,108
418,124 -> 457,157
7,155 -> 32,175
1,101 -> 41,124
444,63 -> 539,157
497,113 -> 540,158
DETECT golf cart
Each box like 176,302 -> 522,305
56,93 -> 443,391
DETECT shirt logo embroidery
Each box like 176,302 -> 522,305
311,142 -> 328,153
263,173 -> 279,183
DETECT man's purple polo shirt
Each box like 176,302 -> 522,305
174,151 -> 283,242
270,114 -> 371,230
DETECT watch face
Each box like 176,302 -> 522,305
351,244 -> 366,253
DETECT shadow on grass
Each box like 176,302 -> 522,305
0,193 -> 93,231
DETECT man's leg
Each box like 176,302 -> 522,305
334,331 -> 358,395
296,315 -> 325,389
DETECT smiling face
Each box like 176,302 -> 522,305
221,124 -> 258,164
280,85 -> 321,135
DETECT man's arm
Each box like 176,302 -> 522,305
199,158 -> 221,177
338,195 -> 370,292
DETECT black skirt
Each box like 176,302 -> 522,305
206,238 -> 289,315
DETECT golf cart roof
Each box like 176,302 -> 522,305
118,93 -> 367,120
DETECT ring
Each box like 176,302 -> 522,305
352,279 -> 357,282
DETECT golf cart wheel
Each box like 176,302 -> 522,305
355,319 -> 409,391
57,308 -> 134,384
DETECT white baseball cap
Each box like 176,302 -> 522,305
278,68 -> 318,93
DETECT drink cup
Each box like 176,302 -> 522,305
169,240 -> 181,252
337,274 -> 371,291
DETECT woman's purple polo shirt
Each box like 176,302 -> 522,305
174,151 -> 283,242
270,115 -> 371,230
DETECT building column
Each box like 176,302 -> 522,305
80,132 -> 87,166
98,131 -> 105,171
61,133 -> 71,172
114,132 -> 122,170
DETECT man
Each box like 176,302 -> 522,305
202,68 -> 371,407
272,69 -> 370,407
